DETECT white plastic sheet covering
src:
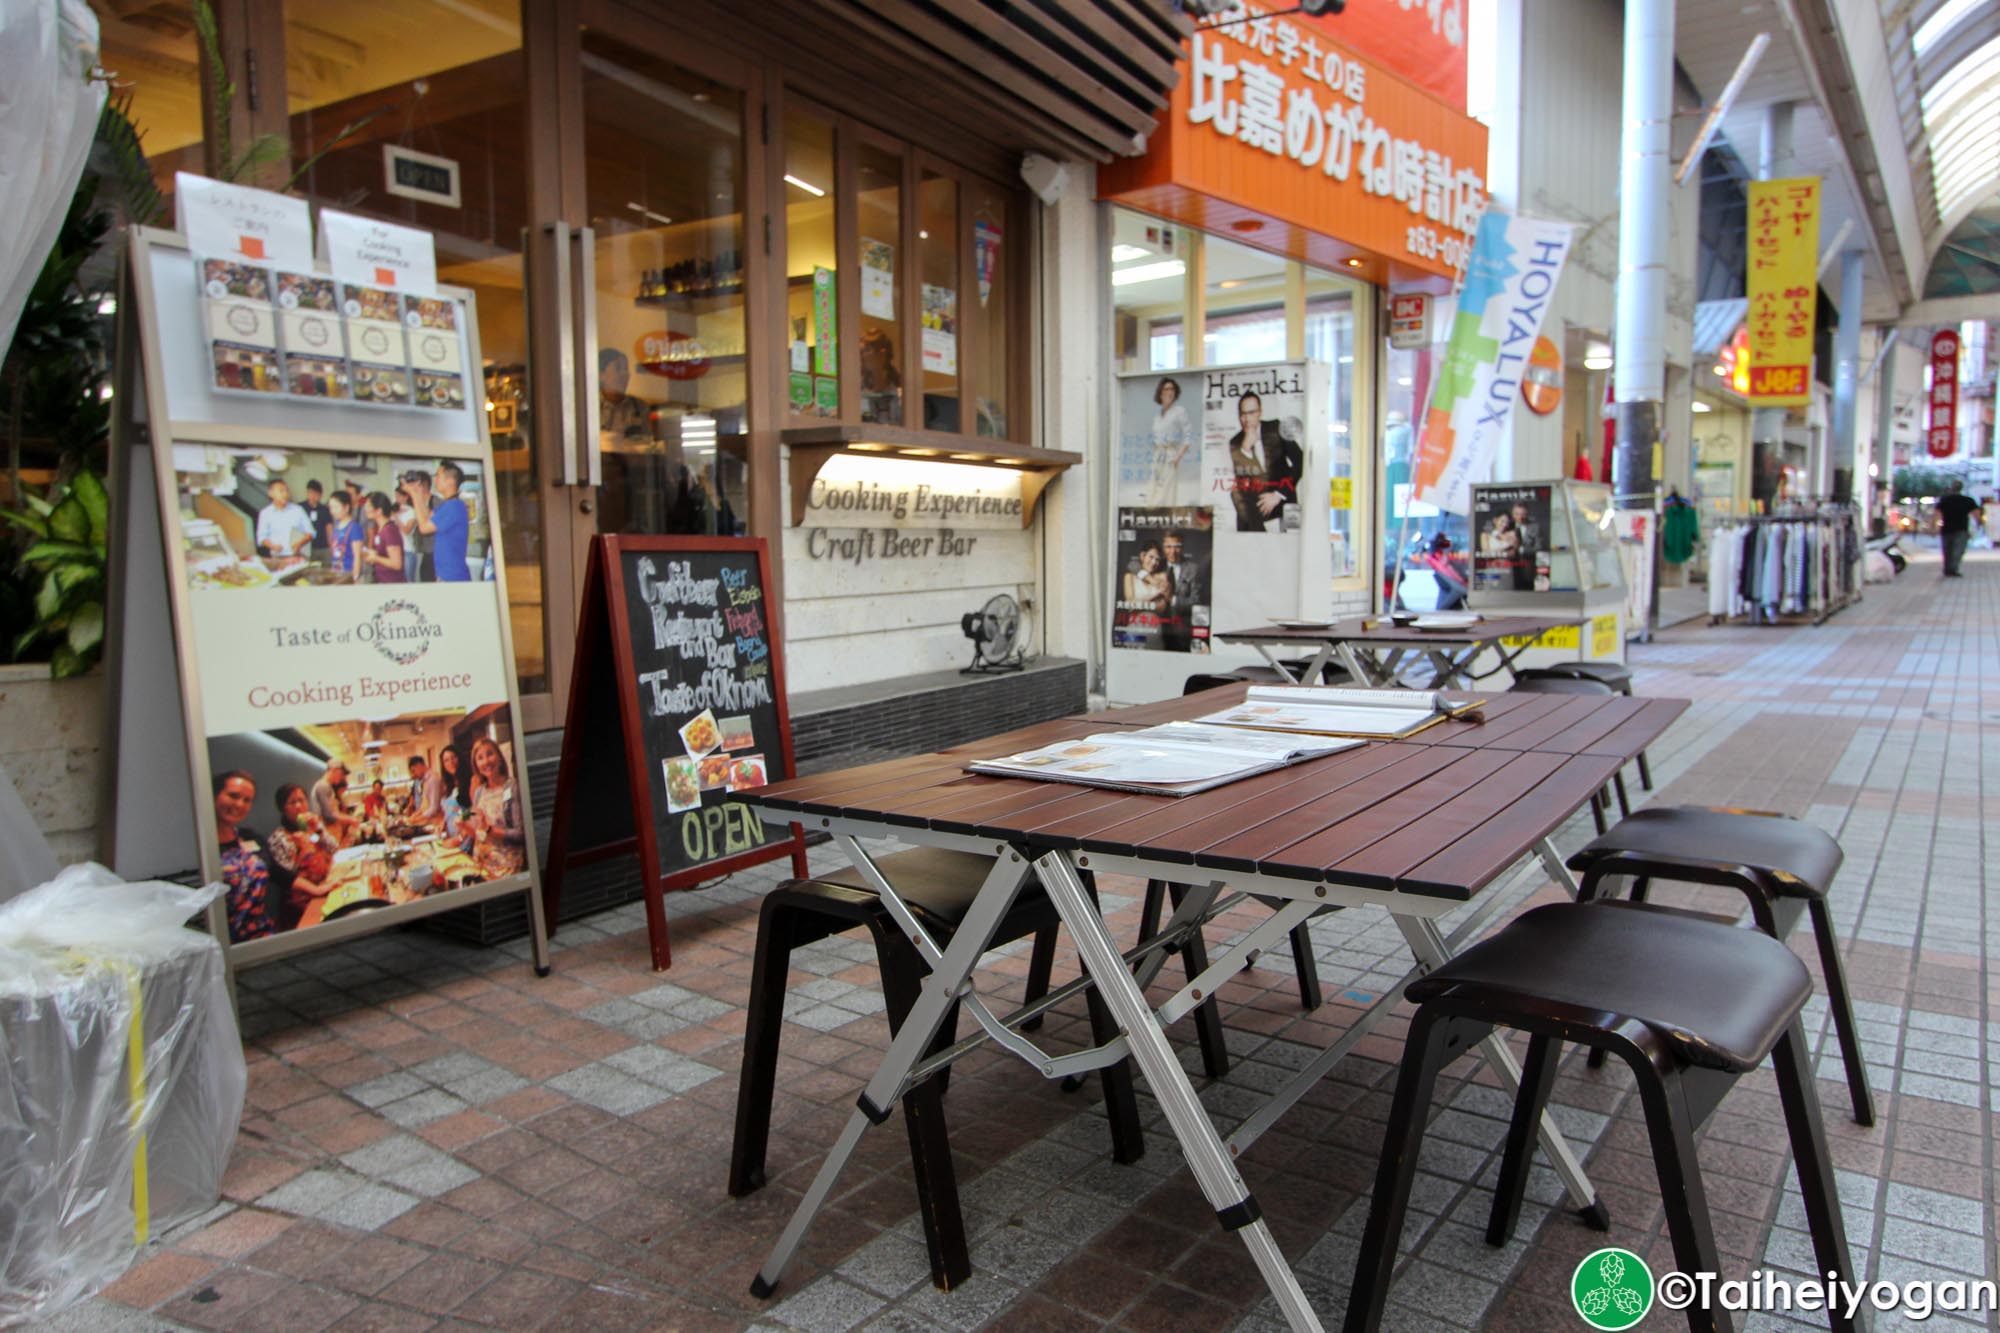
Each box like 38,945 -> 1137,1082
0,0 -> 105,363
0,864 -> 245,1326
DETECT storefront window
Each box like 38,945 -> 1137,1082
281,3 -> 543,690
1111,209 -> 1190,372
966,180 -> 1012,438
917,171 -> 959,432
785,111 -> 837,419
1382,298 -> 1471,610
1201,235 -> 1287,367
1305,272 -> 1361,581
581,35 -> 748,538
857,143 -> 903,425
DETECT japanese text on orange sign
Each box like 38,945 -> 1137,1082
1185,21 -> 1486,273
1744,177 -> 1819,406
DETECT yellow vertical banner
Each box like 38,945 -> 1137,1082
1745,178 -> 1819,406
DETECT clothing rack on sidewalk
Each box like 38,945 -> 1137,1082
1705,500 -> 1862,627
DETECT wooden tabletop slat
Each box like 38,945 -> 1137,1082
1521,695 -> 1648,755
1244,748 -> 1518,880
1325,750 -> 1571,889
742,686 -> 1684,901
1071,742 -> 1425,865
1562,698 -> 1688,758
1393,752 -> 1625,899
1178,746 -> 1472,872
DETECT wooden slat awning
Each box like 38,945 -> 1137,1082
801,0 -> 1191,162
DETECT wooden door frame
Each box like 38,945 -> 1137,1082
529,2 -> 774,712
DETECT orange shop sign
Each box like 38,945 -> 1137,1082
1267,1 -> 1469,111
1100,19 -> 1488,282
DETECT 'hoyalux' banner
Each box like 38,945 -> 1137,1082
1414,210 -> 1577,513
1745,177 -> 1820,407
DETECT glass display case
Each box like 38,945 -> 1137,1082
1467,479 -> 1628,662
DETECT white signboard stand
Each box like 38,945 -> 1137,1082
103,221 -> 549,978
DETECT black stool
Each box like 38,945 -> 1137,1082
729,847 -> 1146,1291
1183,661 -> 1353,693
1507,674 -> 1631,833
1346,901 -> 1859,1333
1568,806 -> 1875,1125
1520,661 -> 1654,790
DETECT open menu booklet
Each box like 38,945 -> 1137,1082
1195,685 -> 1482,740
966,722 -> 1363,796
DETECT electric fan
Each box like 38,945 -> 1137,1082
960,593 -> 1028,674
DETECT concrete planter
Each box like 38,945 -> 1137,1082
0,663 -> 105,866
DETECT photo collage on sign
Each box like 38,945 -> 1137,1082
661,708 -> 767,816
173,444 -> 514,944
197,255 -> 467,410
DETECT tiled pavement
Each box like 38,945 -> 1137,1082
51,550 -> 2000,1332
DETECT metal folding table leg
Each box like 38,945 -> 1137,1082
1395,915 -> 1604,1224
750,852 -> 1036,1298
1250,642 -> 1301,682
1036,853 -> 1325,1333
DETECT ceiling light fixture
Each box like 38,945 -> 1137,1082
1110,244 -> 1150,262
783,174 -> 824,196
1583,355 -> 1613,370
625,202 -> 674,227
1112,259 -> 1187,286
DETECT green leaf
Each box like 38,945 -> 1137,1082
69,468 -> 109,546
65,601 -> 104,656
48,493 -> 89,543
34,570 -> 64,622
25,495 -> 54,519
0,508 -> 50,539
17,539 -> 96,566
50,643 -> 86,679
12,625 -> 48,660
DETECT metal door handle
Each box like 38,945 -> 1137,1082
574,226 -> 603,488
543,221 -> 576,486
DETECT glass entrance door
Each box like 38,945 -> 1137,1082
576,33 -> 751,539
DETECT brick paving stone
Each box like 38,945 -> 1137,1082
47,558 -> 2000,1330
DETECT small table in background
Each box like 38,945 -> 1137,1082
1216,613 -> 1587,688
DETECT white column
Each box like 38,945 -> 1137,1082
1034,162 -> 1104,693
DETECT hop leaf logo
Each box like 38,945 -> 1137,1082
1570,1247 -> 1653,1330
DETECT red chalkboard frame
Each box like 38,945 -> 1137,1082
541,535 -> 808,970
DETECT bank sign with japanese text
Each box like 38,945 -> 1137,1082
1745,177 -> 1820,407
1928,330 -> 1959,458
1099,6 -> 1487,282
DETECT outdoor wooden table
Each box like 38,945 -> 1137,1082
1215,613 -> 1588,688
736,689 -> 1686,1332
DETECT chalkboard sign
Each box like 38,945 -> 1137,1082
542,536 -> 806,970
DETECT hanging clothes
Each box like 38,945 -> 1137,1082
1663,497 -> 1700,565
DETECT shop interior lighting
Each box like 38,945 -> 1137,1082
1692,401 -> 1713,412
1344,258 -> 1364,268
1110,244 -> 1151,262
1582,355 -> 1613,370
1112,259 -> 1186,286
782,173 -> 825,197
624,201 -> 674,226
1714,364 -> 1729,375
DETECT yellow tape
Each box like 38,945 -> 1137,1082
53,952 -> 152,1245
124,966 -> 149,1246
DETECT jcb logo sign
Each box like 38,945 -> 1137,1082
1749,365 -> 1806,397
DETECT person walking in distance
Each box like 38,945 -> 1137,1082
1935,480 -> 1982,578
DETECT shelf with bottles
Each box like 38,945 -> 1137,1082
634,253 -> 745,308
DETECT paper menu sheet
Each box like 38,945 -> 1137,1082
1197,685 -> 1471,740
966,722 -> 1362,796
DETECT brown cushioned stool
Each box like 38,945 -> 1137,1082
1507,674 -> 1632,833
729,848 -> 1145,1291
1345,901 -> 1859,1333
1568,805 -> 1874,1125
